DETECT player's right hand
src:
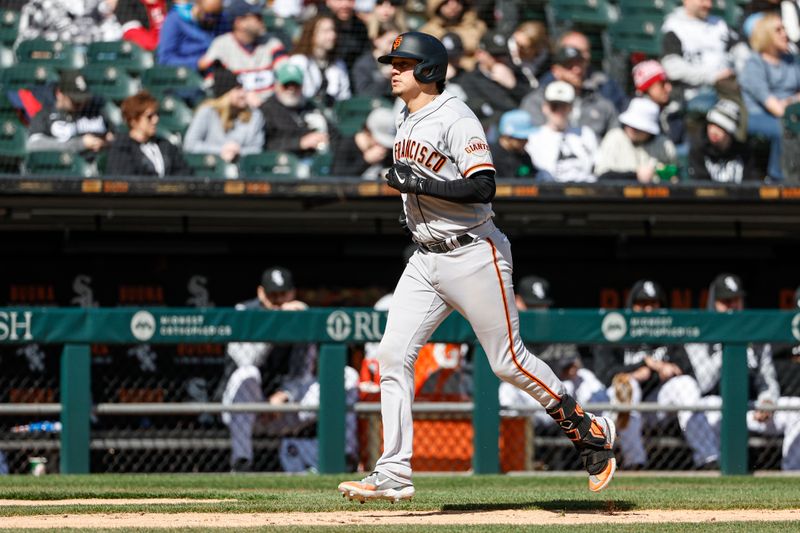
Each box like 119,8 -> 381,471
385,162 -> 424,194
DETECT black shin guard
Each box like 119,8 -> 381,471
546,394 -> 613,475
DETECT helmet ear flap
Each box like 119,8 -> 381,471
414,63 -> 438,84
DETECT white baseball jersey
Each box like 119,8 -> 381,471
394,91 -> 496,244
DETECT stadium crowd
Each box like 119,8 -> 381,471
2,0 -> 800,181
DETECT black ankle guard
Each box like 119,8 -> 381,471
546,394 -> 591,443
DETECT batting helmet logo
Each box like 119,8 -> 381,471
392,35 -> 403,51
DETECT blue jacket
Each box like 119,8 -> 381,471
156,9 -> 231,68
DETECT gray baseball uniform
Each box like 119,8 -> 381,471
374,91 -> 567,483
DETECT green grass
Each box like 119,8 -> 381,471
0,473 -> 799,517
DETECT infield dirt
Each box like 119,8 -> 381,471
0,508 -> 798,528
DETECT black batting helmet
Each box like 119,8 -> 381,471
377,31 -> 448,84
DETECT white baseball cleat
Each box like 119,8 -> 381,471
337,471 -> 415,503
586,415 -> 617,493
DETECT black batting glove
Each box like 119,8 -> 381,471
385,162 -> 425,194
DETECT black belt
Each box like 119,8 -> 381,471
419,234 -> 475,254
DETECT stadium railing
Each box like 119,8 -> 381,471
2,307 -> 799,476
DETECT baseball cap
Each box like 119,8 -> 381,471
261,266 -> 294,293
366,107 -> 396,149
554,46 -> 585,65
228,0 -> 262,19
544,80 -> 575,104
213,67 -> 242,98
618,97 -> 661,136
518,275 -> 553,306
706,99 -> 740,136
58,70 -> 92,105
480,31 -> 508,56
711,273 -> 745,300
441,32 -> 464,60
632,60 -> 667,93
499,110 -> 537,140
629,279 -> 666,305
276,62 -> 304,86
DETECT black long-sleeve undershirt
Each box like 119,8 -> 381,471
417,170 -> 496,204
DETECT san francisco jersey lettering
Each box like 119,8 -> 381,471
394,91 -> 496,244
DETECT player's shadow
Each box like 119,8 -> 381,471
440,500 -> 636,514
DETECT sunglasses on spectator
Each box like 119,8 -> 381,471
144,111 -> 159,121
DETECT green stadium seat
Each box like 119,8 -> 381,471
141,65 -> 204,98
710,0 -> 740,27
0,9 -> 20,48
240,151 -> 299,180
261,11 -> 300,43
184,153 -> 231,179
548,0 -> 616,28
81,66 -> 139,103
309,150 -> 333,177
783,103 -> 800,136
103,100 -> 123,129
334,96 -> 391,137
86,41 -> 154,75
15,39 -> 85,70
608,16 -> 664,57
24,150 -> 93,177
518,0 -> 548,22
0,119 -> 26,162
0,64 -> 58,92
157,95 -> 193,136
617,0 -> 675,17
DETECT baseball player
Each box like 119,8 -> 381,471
338,32 -> 616,503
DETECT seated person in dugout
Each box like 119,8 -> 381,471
684,273 -> 800,470
219,266 -> 358,472
594,280 -> 716,470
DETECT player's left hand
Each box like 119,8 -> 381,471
385,162 -> 424,194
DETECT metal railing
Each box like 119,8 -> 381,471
2,307 -> 800,475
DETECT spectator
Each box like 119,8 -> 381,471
106,91 -> 192,177
27,71 -> 114,161
419,0 -> 487,70
740,13 -> 800,181
219,267 -> 356,472
632,60 -> 685,146
117,0 -> 168,51
17,0 -> 121,45
521,45 -> 618,140
525,81 -> 598,183
507,21 -> 551,91
329,107 -> 395,178
364,0 -> 408,39
289,14 -> 352,108
684,274 -> 800,470
322,0 -> 371,75
490,110 -> 537,178
594,280 -> 716,469
687,99 -> 762,182
260,63 -> 333,159
198,0 -> 288,99
553,31 -> 628,113
439,32 -> 469,102
661,0 -> 747,140
595,98 -> 677,183
157,0 -> 230,68
454,31 -> 529,131
183,68 -> 265,163
352,22 -> 400,98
